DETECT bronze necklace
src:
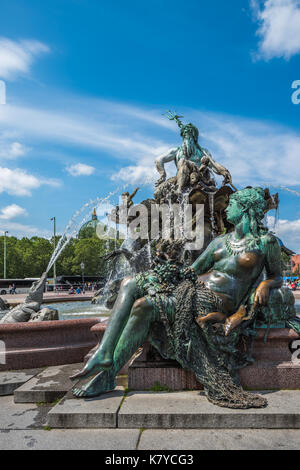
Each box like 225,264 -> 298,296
225,234 -> 259,256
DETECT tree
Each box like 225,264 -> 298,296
0,234 -> 120,279
0,236 -> 22,278
78,226 -> 97,239
72,238 -> 107,276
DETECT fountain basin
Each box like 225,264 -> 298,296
0,300 -> 110,322
0,318 -> 106,371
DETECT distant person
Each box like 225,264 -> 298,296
76,286 -> 81,295
68,287 -> 75,295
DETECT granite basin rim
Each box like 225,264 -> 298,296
0,318 -> 106,371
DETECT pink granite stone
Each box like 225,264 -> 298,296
128,329 -> 300,391
0,318 -> 101,371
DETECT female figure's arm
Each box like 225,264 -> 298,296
254,234 -> 282,308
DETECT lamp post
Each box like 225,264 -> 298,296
80,262 -> 85,291
51,217 -> 56,291
3,231 -> 8,279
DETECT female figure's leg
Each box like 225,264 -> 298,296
71,276 -> 139,380
72,297 -> 156,397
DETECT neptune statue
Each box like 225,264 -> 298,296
155,111 -> 233,192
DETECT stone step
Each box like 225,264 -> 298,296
47,388 -> 124,428
47,388 -> 300,430
0,395 -> 51,430
138,429 -> 300,450
14,363 -> 83,403
0,368 -> 43,396
118,390 -> 300,429
0,429 -> 140,450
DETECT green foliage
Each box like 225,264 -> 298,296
36,397 -> 61,407
147,381 -> 173,393
78,226 -> 97,239
0,235 -> 118,278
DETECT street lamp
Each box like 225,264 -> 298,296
3,231 -> 8,279
51,217 -> 56,291
80,262 -> 85,289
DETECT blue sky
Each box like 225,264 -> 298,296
0,0 -> 300,251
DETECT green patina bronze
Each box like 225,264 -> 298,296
71,185 -> 299,409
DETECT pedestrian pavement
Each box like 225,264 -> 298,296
1,364 -> 300,450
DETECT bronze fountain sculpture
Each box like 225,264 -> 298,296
71,114 -> 299,409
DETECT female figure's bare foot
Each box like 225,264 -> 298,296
72,369 -> 116,398
224,305 -> 248,336
70,349 -> 113,381
196,311 -> 226,328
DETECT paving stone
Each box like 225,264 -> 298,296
14,363 -> 83,403
0,429 -> 140,450
0,369 -> 43,396
138,429 -> 300,450
118,390 -> 300,429
47,388 -> 124,428
0,395 -> 51,430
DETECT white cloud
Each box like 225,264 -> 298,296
251,0 -> 300,60
0,220 -> 50,238
0,140 -> 28,159
1,94 -> 300,190
111,165 -> 158,185
0,167 -> 60,196
0,100 -> 172,163
0,204 -> 27,220
66,163 -> 95,177
268,215 -> 300,253
0,38 -> 50,80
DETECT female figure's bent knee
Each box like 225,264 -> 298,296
120,276 -> 136,293
131,297 -> 152,318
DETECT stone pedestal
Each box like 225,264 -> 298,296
128,328 -> 300,391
